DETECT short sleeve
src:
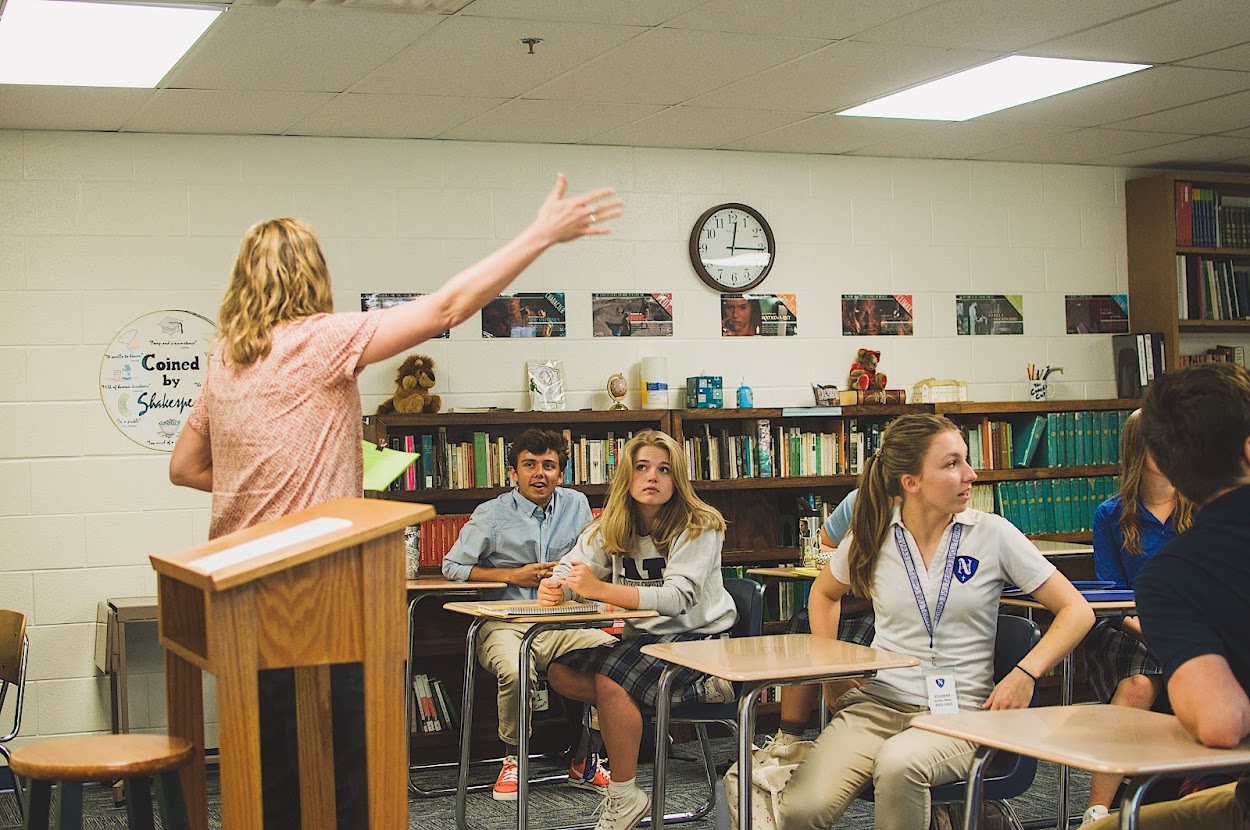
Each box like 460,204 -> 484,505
1137,558 -> 1227,679
827,536 -> 852,584
186,367 -> 211,439
824,489 -> 856,546
993,515 -> 1055,594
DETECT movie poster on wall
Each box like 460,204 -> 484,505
1065,294 -> 1129,334
956,294 -> 1024,335
721,293 -> 797,337
481,293 -> 567,337
840,294 -> 914,336
591,293 -> 674,337
360,292 -> 450,338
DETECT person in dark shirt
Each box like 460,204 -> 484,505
1085,362 -> 1250,829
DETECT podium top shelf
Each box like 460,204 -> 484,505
150,497 -> 434,593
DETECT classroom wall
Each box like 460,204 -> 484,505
0,128 -> 1133,746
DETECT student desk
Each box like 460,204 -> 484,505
405,578 -> 506,797
642,634 -> 918,830
1002,594 -> 1135,830
913,705 -> 1250,830
442,601 -> 657,830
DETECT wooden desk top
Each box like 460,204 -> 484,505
1031,540 -> 1094,557
640,634 -> 918,683
406,578 -> 507,592
442,600 -> 657,625
1001,597 -> 1136,613
746,566 -> 818,580
913,705 -> 1250,777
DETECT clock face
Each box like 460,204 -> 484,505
689,203 -> 775,292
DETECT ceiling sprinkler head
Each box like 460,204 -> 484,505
521,37 -> 543,55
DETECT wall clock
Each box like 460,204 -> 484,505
689,202 -> 775,293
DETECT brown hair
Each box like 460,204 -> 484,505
592,430 -> 724,556
1116,410 -> 1193,555
218,218 -> 334,366
847,414 -> 960,599
508,429 -> 569,472
1140,362 -> 1250,505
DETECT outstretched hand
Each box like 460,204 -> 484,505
533,174 -> 622,244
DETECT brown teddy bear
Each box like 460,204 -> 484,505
848,348 -> 888,391
376,354 -> 442,415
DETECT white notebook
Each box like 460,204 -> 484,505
476,601 -> 603,618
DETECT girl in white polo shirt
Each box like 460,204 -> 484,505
777,414 -> 1094,830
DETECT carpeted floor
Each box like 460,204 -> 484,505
0,736 -> 1091,829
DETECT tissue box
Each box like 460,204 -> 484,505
685,376 -> 723,408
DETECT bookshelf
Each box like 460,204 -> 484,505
1126,172 -> 1250,371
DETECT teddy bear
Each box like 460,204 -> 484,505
376,354 -> 442,415
848,348 -> 888,391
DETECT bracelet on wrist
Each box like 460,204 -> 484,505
1014,664 -> 1038,682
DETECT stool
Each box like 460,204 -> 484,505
9,734 -> 193,830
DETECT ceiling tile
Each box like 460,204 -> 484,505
284,93 -> 505,138
1029,0 -> 1250,64
164,6 -> 441,92
1224,127 -> 1250,139
663,0 -> 942,41
724,113 -> 929,154
1095,135 -> 1250,167
0,87 -> 152,131
440,99 -> 663,143
122,89 -> 334,134
352,16 -> 644,97
980,66 -> 1250,128
974,128 -> 1198,164
587,106 -> 811,149
850,0 -> 1164,52
687,40 -> 994,113
848,120 -> 1077,160
457,0 -> 706,26
524,27 -> 829,106
1176,41 -> 1250,72
1111,89 -> 1250,135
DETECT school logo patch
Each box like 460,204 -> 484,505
953,555 -> 979,583
935,678 -> 946,688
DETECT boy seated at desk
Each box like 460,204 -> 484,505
1085,362 -> 1250,829
441,428 -> 613,801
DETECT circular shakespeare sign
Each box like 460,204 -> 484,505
99,310 -> 216,452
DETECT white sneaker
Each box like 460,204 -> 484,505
592,784 -> 651,830
1080,805 -> 1110,827
699,675 -> 735,704
760,730 -> 804,760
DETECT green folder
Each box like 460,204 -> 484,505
361,441 -> 419,492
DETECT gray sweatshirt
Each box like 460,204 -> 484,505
552,526 -> 736,637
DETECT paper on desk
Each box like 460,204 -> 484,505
362,440 -> 419,491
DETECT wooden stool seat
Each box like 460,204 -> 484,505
9,735 -> 193,783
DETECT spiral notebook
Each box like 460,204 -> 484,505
475,601 -> 603,618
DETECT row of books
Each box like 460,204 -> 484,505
407,513 -> 472,570
685,419 -> 882,481
1112,333 -> 1166,399
993,476 -> 1119,535
1174,182 -> 1250,248
1180,344 -> 1246,367
1175,255 -> 1250,321
411,673 -> 459,734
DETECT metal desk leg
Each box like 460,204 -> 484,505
111,611 -> 130,805
735,682 -> 765,830
1118,774 -> 1160,830
1056,650 -> 1074,830
517,624 -> 545,830
651,666 -> 678,829
961,745 -> 996,830
455,617 -> 487,830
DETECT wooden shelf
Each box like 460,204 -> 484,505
1028,531 -> 1094,544
377,484 -> 609,502
694,475 -> 856,490
972,464 -> 1119,481
1177,319 -> 1250,333
935,399 -> 1139,415
723,548 -> 801,566
1176,246 -> 1250,257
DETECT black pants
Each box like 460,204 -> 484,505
258,663 -> 369,830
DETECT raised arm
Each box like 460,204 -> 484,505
359,175 -> 622,366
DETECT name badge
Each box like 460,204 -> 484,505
924,670 -> 960,715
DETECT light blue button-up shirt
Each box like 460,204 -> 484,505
441,487 -> 593,601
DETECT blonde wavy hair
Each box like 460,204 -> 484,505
592,430 -> 725,556
1117,410 -> 1193,556
218,218 -> 334,365
847,414 -> 960,600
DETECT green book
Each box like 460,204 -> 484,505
1013,415 -> 1047,468
472,431 -> 489,488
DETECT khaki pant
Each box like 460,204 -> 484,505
777,687 -> 977,830
1084,782 -> 1249,830
476,619 -> 614,746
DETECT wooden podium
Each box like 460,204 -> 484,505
149,497 -> 434,830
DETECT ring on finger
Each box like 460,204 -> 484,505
589,210 -> 597,224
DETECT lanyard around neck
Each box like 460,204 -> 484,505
895,522 -> 964,650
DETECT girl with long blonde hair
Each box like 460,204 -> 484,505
777,414 -> 1093,830
1079,411 -> 1193,826
540,430 -> 737,830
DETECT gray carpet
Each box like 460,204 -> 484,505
0,737 -> 1091,828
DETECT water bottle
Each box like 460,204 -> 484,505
737,378 -> 753,408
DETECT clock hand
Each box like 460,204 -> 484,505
731,247 -> 767,252
730,221 -> 738,254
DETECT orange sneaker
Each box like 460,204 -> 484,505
567,753 -> 610,793
493,755 -> 519,801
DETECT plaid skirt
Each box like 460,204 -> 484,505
553,631 -> 723,710
785,607 -> 877,646
1079,618 -> 1162,703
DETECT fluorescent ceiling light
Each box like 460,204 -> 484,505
0,0 -> 222,88
838,56 -> 1150,121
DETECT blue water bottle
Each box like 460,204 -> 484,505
737,378 -> 753,408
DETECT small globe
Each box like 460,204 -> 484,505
608,375 -> 628,398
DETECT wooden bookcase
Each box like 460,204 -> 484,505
1126,171 -> 1250,371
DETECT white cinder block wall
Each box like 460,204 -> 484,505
1,128 -> 1133,747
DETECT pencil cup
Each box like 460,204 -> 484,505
1029,380 -> 1049,401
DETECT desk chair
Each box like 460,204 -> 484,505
656,578 -> 766,824
0,610 -> 29,821
859,614 -> 1041,830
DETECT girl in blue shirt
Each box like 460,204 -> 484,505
1079,410 -> 1194,826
